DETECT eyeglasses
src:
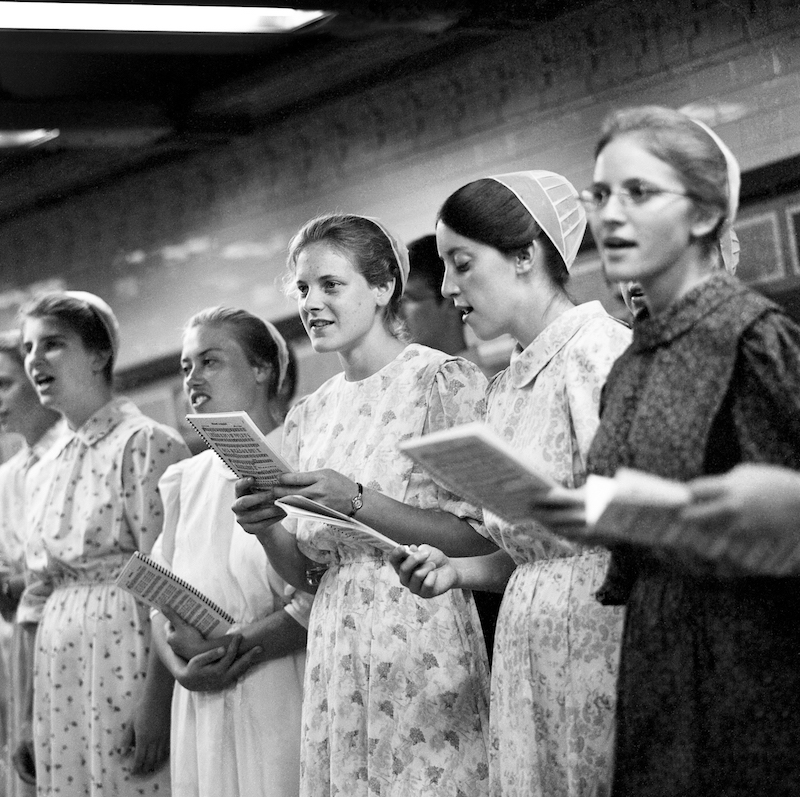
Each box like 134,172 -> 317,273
579,182 -> 695,211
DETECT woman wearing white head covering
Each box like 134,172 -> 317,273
19,291 -> 190,795
533,107 -> 800,795
393,172 -> 632,797
233,214 -> 496,797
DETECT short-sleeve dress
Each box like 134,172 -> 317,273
25,397 -> 189,796
0,420 -> 65,797
588,273 -> 800,796
482,302 -> 631,797
282,344 -> 491,797
151,447 -> 310,797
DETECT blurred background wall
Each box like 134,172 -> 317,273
1,0 -> 799,446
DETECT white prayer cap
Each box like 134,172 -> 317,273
489,170 -> 587,271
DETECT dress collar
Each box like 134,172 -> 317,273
509,301 -> 613,388
71,397 -> 140,447
632,272 -> 745,352
30,417 -> 69,461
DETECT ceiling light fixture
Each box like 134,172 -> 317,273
0,3 -> 329,34
0,128 -> 60,147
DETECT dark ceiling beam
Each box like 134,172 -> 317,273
0,29 -> 308,55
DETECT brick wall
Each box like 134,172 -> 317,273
1,0 -> 800,372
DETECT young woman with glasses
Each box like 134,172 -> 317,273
537,105 -> 800,795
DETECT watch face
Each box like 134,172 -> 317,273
352,494 -> 363,512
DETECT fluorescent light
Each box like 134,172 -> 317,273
0,3 -> 329,34
0,129 -> 59,147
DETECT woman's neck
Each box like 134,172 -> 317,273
22,410 -> 60,448
64,383 -> 114,431
339,331 -> 406,382
512,289 -> 575,350
247,402 -> 279,436
643,248 -> 714,316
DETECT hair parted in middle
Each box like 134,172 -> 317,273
286,213 -> 408,339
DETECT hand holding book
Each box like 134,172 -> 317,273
275,495 -> 399,555
534,467 -> 800,577
187,411 -> 293,491
400,423 -> 800,577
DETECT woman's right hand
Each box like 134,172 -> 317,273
172,634 -> 262,693
389,544 -> 459,598
232,477 -> 286,536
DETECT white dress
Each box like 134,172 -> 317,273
282,344 -> 492,797
0,421 -> 65,797
24,398 -> 189,797
482,303 -> 631,797
152,448 -> 309,797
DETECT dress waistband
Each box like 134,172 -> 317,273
48,553 -> 132,589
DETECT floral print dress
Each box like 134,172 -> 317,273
24,398 -> 189,796
481,303 -> 631,797
282,345 -> 491,797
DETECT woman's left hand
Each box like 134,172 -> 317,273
121,693 -> 170,777
275,469 -> 359,517
174,636 -> 262,693
162,606 -> 219,661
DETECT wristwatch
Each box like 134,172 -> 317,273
349,482 -> 364,517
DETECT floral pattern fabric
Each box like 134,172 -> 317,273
25,397 -> 189,796
481,303 -> 631,797
281,344 -> 491,797
151,449 -> 308,797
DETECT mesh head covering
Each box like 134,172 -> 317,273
488,170 -> 587,271
363,216 -> 410,293
64,290 -> 120,362
688,117 -> 741,274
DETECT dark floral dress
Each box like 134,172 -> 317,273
588,272 -> 800,796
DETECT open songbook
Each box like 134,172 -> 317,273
187,411 -> 293,491
400,424 -> 797,575
275,495 -> 399,555
559,469 -> 798,576
398,422 -> 559,524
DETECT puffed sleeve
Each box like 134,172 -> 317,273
148,460 -> 184,570
406,357 -> 487,526
732,309 -> 800,462
565,318 -> 631,479
121,424 -> 190,554
275,402 -> 304,541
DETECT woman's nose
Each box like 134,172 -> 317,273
301,287 -> 323,311
441,267 -> 459,299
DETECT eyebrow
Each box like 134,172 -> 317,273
22,332 -> 65,347
440,245 -> 469,258
181,346 -> 225,363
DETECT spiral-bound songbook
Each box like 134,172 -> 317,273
186,410 -> 293,491
116,551 -> 234,638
